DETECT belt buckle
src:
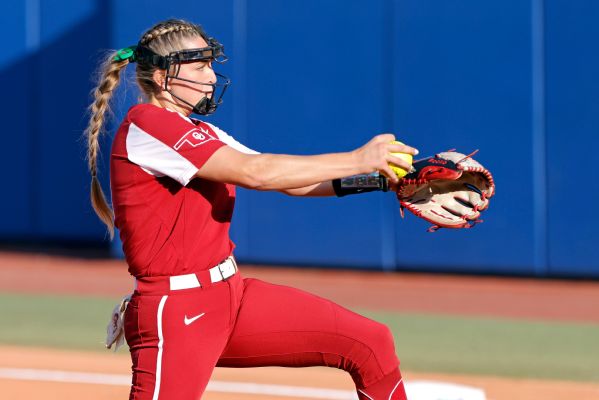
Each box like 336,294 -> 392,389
217,259 -> 233,282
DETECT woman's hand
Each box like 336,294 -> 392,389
352,134 -> 418,183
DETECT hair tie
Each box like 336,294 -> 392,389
113,45 -> 137,62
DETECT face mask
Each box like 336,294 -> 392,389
115,38 -> 231,115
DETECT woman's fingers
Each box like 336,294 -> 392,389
357,134 -> 418,181
388,142 -> 419,155
375,133 -> 397,143
387,154 -> 413,173
379,164 -> 400,183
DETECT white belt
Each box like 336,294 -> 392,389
169,256 -> 238,291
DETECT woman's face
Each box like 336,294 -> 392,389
166,36 -> 217,112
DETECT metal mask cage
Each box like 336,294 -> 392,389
164,71 -> 231,115
133,38 -> 231,115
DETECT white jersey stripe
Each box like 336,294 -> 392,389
126,123 -> 199,186
164,108 -> 259,155
204,122 -> 260,155
152,295 -> 168,400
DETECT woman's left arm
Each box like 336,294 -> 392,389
279,182 -> 335,197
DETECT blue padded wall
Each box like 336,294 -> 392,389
36,0 -> 110,239
0,0 -> 111,239
2,0 -> 599,277
391,0 -> 535,274
241,0 -> 395,268
0,1 -> 33,236
545,1 -> 599,277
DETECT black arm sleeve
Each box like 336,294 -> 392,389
332,172 -> 389,197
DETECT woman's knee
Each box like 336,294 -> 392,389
365,321 -> 398,363
342,320 -> 400,387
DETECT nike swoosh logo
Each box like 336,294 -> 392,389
184,312 -> 205,326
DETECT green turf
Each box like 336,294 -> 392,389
0,292 -> 116,350
1,292 -> 597,382
358,309 -> 599,383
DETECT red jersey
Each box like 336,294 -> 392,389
110,103 -> 256,278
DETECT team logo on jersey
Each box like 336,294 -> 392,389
174,126 -> 216,151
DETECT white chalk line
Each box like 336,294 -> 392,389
0,367 -> 358,399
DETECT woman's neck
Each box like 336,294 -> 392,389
149,96 -> 191,116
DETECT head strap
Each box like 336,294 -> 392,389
134,45 -> 169,69
133,37 -> 227,70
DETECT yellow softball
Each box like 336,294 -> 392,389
389,140 -> 413,179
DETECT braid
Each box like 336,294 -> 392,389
140,22 -> 200,45
85,55 -> 129,239
84,19 -> 208,238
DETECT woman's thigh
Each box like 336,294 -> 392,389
217,277 -> 399,387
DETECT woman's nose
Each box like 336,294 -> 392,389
207,62 -> 217,84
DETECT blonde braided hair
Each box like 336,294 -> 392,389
85,19 -> 206,238
85,56 -> 129,239
139,22 -> 199,45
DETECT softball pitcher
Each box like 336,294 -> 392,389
85,19 -> 417,400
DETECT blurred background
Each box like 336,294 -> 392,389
1,1 -> 598,399
1,0 -> 598,277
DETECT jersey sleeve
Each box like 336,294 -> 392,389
203,122 -> 260,155
125,105 -> 227,186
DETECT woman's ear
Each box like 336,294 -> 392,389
152,69 -> 166,89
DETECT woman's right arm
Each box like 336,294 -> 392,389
196,134 -> 418,191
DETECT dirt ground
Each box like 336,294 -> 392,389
1,346 -> 599,400
1,251 -> 599,399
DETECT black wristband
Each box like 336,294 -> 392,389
332,172 -> 389,197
